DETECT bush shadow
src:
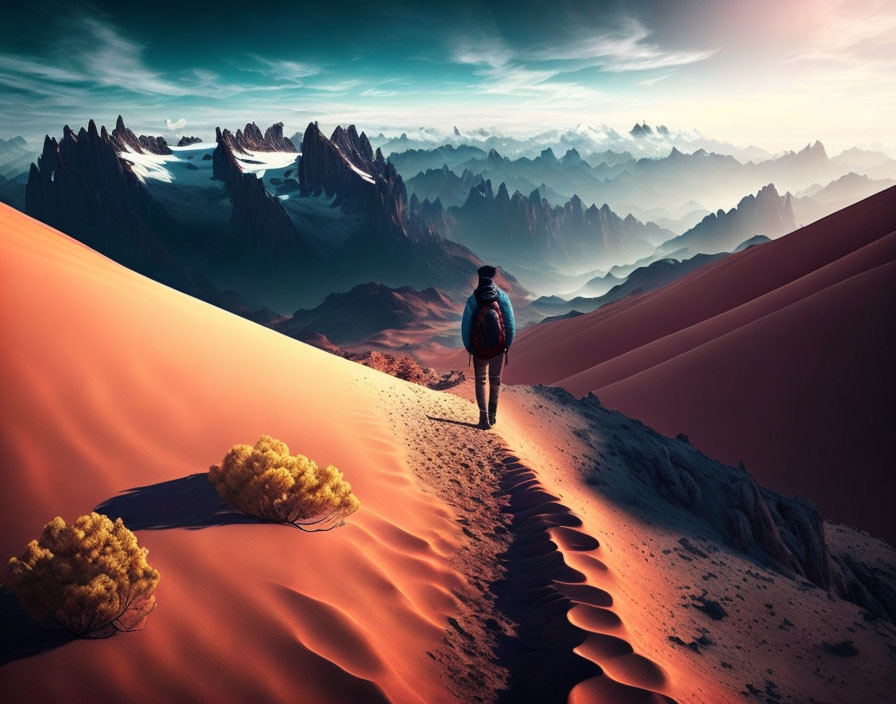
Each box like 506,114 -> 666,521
2,474 -> 262,666
0,588 -> 73,665
94,472 -> 264,530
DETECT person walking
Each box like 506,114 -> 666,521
461,265 -> 515,430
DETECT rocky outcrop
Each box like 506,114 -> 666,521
212,127 -> 245,186
137,135 -> 171,155
109,115 -> 171,154
262,122 -> 297,152
298,121 -> 373,203
536,385 -> 896,621
222,121 -> 297,153
331,124 -> 375,171
176,136 -> 202,147
298,121 -> 410,228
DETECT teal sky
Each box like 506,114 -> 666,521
1,0 -> 893,152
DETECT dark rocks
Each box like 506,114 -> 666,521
821,640 -> 858,656
689,592 -> 727,620
224,121 -> 296,153
540,384 -> 896,623
177,136 -> 202,147
137,135 -> 171,155
299,121 -> 373,203
263,122 -> 296,152
108,115 -> 171,154
331,124 -> 375,172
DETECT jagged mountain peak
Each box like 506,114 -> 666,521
561,148 -> 583,164
630,122 -> 653,137
217,121 -> 296,153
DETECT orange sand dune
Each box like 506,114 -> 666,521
495,188 -> 896,541
0,203 -> 671,703
0,203 -> 469,703
2,202 -> 894,703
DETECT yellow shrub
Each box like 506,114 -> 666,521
209,435 -> 360,530
5,512 -> 160,638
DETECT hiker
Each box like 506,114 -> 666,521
461,265 -> 515,430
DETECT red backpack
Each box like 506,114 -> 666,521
471,300 -> 507,358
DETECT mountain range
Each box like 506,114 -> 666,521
393,139 -> 896,228
412,180 -> 670,275
370,121 -> 776,162
19,116 -> 525,319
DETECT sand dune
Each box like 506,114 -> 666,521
2,201 -> 894,703
497,187 -> 896,541
0,203 -> 671,702
0,203 -> 472,703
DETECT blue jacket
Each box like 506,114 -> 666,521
461,288 -> 515,355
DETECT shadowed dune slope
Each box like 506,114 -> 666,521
496,188 -> 896,541
0,203 -> 475,703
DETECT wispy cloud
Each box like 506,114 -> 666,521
449,18 -> 714,102
243,54 -> 320,86
532,18 -> 718,72
360,87 -> 398,97
451,35 -> 605,101
305,79 -> 363,93
0,16 -> 305,101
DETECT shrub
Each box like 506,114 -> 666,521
4,512 -> 160,638
209,434 -> 360,530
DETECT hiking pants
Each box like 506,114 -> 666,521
473,354 -> 504,414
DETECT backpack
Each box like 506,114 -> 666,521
471,300 -> 507,358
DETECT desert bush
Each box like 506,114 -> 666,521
4,512 -> 160,638
209,434 -> 360,530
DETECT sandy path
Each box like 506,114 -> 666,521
377,380 -> 677,703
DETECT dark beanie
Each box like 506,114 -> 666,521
477,265 -> 497,278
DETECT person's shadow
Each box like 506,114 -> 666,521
2,473 -> 265,665
426,415 -> 480,429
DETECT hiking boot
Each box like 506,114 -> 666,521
488,402 -> 498,427
477,411 -> 492,430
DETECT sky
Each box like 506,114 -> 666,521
1,0 -> 894,154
